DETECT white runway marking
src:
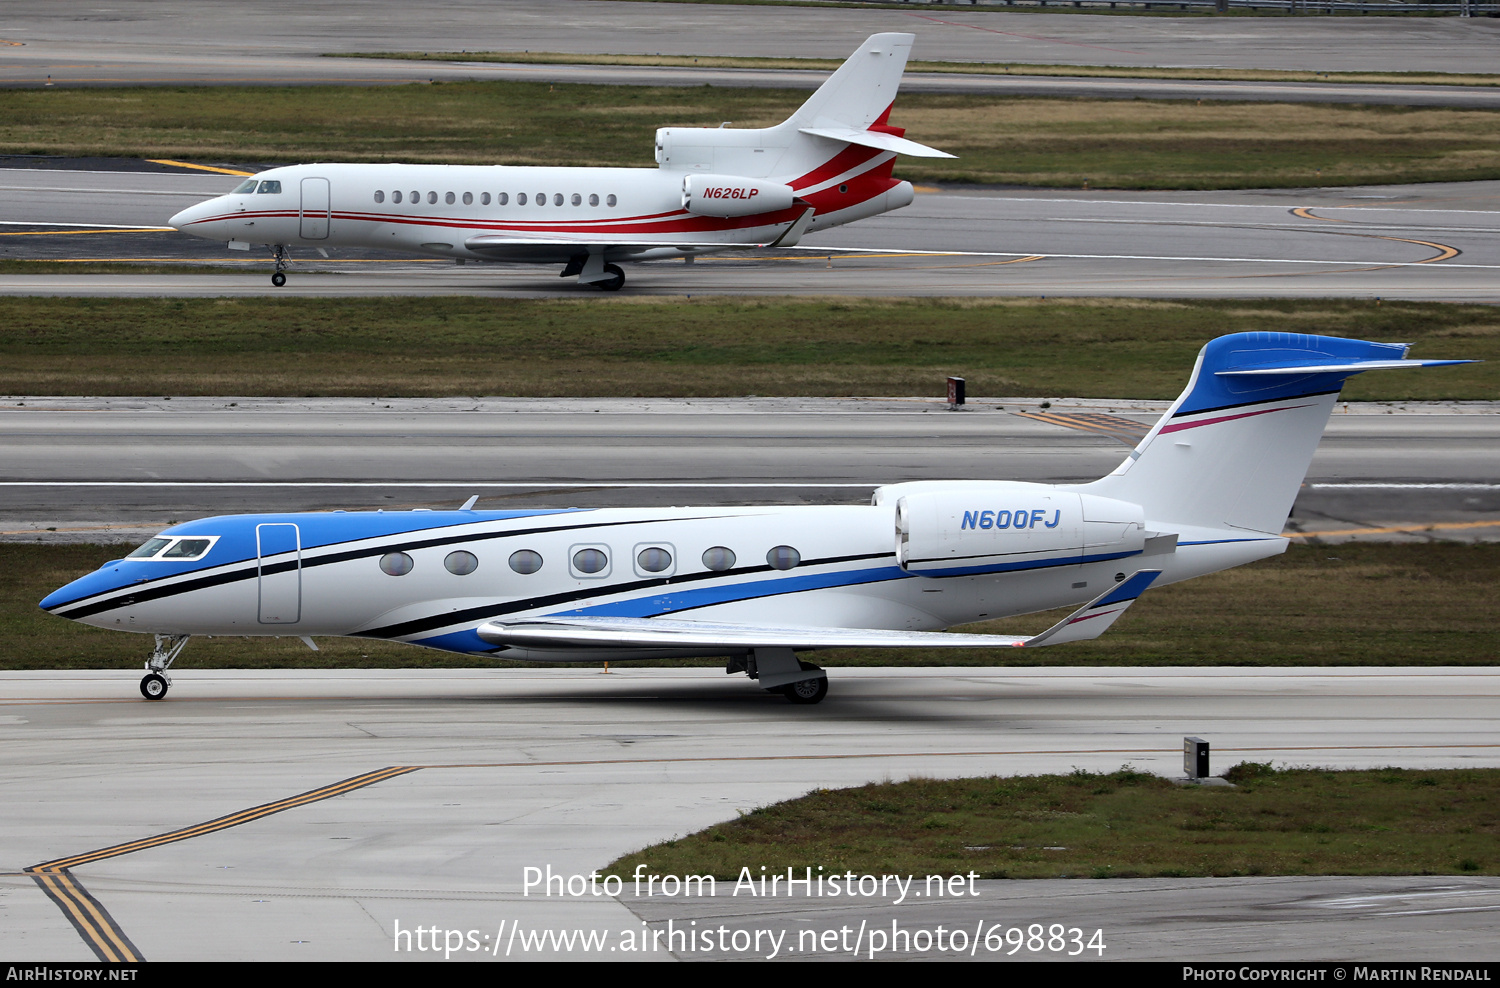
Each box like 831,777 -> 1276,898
1309,483 -> 1500,490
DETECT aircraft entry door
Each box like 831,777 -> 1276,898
257,523 -> 302,624
300,177 -> 330,240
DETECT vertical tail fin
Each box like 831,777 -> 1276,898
1073,333 -> 1471,537
653,33 -> 949,185
784,33 -> 916,133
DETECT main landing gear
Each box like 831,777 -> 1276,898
732,648 -> 829,705
270,244 -> 289,287
560,255 -> 626,291
594,263 -> 625,292
140,634 -> 189,700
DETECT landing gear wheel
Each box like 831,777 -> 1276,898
596,263 -> 625,292
781,676 -> 827,705
269,243 -> 290,287
140,673 -> 169,700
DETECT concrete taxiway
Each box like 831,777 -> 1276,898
2,0 -> 1498,85
2,667 -> 1496,961
4,169 -> 1498,301
0,396 -> 1494,544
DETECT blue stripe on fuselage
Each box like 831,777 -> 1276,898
39,509 -> 577,611
409,549 -> 1147,653
553,563 -> 912,619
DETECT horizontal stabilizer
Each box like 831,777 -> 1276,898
798,126 -> 955,158
476,570 -> 1159,651
1218,358 -> 1475,376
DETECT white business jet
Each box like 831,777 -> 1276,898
42,333 -> 1470,704
165,33 -> 952,290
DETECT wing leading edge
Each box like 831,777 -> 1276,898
476,570 -> 1161,651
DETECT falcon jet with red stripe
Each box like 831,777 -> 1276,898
166,33 -> 952,290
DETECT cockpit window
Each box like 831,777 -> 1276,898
232,178 -> 259,194
125,536 -> 219,561
162,539 -> 213,559
127,538 -> 171,559
257,180 -> 282,194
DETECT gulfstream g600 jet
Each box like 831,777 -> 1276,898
166,33 -> 952,290
42,333 -> 1470,704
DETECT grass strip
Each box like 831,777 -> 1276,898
9,543 -> 1496,670
332,50 -> 1500,89
603,765 -> 1500,880
0,297 -> 1492,400
2,82 -> 1498,188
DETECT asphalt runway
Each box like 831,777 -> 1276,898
0,397 -> 1494,545
3,667 -> 1496,961
3,0 -> 1498,82
4,166 -> 1498,301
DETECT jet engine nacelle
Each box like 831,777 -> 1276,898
681,174 -> 796,217
892,482 -> 1145,577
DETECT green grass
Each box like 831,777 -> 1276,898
2,81 -> 1498,188
0,297 -> 1492,399
11,543 -> 1498,670
603,765 -> 1500,880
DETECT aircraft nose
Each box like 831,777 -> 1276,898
167,199 -> 216,232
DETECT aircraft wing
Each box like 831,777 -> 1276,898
463,206 -> 817,258
477,570 -> 1160,650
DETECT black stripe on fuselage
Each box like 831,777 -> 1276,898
51,514 -> 728,620
355,551 -> 896,641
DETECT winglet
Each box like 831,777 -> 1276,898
1018,570 -> 1161,648
769,205 -> 816,248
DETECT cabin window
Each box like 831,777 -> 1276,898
392,190 -> 403,204
462,192 -> 473,205
257,180 -> 282,195
379,552 -> 414,577
480,192 -> 491,205
232,178 -> 258,194
636,547 -> 672,573
766,546 -> 800,571
427,191 -> 438,205
410,190 -> 419,203
508,549 -> 542,574
127,538 -> 171,559
589,194 -> 599,207
162,538 -> 213,560
702,546 -> 735,572
516,193 -> 526,206
571,193 -> 582,207
553,193 -> 564,206
571,547 -> 609,576
498,192 -> 508,205
444,550 -> 479,576
374,190 -> 385,203
536,193 -> 546,207
606,194 -> 617,207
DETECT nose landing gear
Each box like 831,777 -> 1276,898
140,634 -> 190,700
270,244 -> 289,287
